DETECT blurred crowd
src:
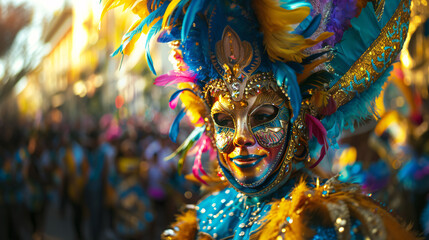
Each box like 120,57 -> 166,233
0,112 -> 199,240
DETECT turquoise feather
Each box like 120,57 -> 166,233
274,62 -> 301,122
169,107 -> 186,143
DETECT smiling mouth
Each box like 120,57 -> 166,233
231,154 -> 267,168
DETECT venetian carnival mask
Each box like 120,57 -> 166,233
202,25 -> 300,195
211,90 -> 291,188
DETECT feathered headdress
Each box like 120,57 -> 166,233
101,0 -> 410,195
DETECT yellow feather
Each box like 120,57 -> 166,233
263,32 -> 306,62
100,0 -> 116,22
178,83 -> 208,126
121,17 -> 162,55
253,0 -> 310,31
252,0 -> 334,63
131,0 -> 150,18
301,32 -> 334,50
162,0 -> 182,29
122,33 -> 142,55
297,57 -> 329,83
121,0 -> 134,11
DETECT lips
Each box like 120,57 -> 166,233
231,154 -> 267,168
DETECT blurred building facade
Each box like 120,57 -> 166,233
15,1 -> 174,126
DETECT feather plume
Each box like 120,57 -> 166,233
299,70 -> 332,94
181,0 -> 205,41
168,88 -> 193,109
178,83 -> 208,126
259,178 -> 418,239
299,14 -> 322,38
161,0 -> 183,29
169,108 -> 186,143
274,62 -> 301,122
166,126 -> 205,173
306,114 -> 328,168
144,20 -> 163,74
257,180 -> 313,240
252,0 -> 332,62
155,70 -> 196,86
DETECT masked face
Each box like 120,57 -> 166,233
211,90 -> 290,187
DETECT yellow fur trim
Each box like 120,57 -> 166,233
164,210 -> 197,240
257,180 -> 314,240
258,178 -> 418,240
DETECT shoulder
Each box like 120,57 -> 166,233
258,178 -> 417,240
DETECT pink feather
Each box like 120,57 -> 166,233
195,117 -> 205,125
154,70 -> 196,86
169,95 -> 180,109
193,138 -> 207,184
191,134 -> 216,184
305,114 -> 329,168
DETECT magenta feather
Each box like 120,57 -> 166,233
169,96 -> 180,109
191,133 -> 216,184
154,70 -> 196,86
193,138 -> 207,184
195,138 -> 208,176
306,114 -> 329,168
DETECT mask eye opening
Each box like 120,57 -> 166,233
213,112 -> 235,128
250,105 -> 279,127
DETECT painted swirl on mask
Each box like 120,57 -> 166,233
214,125 -> 235,152
251,101 -> 289,148
253,128 -> 285,148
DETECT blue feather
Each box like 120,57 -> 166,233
169,108 -> 186,143
287,73 -> 302,122
322,0 -> 406,144
145,21 -> 163,74
274,62 -> 301,122
124,4 -> 168,41
279,0 -> 312,10
328,0 -> 402,85
169,88 -> 194,104
181,0 -> 205,41
171,0 -> 189,25
300,14 -> 322,38
111,45 -> 123,57
293,14 -> 312,34
157,28 -> 180,43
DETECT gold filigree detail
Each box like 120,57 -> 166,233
327,0 -> 411,109
212,26 -> 263,101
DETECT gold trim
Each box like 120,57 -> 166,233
328,0 -> 411,109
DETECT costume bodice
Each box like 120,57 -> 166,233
163,176 -> 417,240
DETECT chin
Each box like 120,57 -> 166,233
235,175 -> 262,186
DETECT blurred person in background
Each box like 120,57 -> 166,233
60,130 -> 89,240
114,138 -> 153,239
24,133 -> 48,240
0,128 -> 27,240
83,128 -> 107,240
99,118 -> 121,236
